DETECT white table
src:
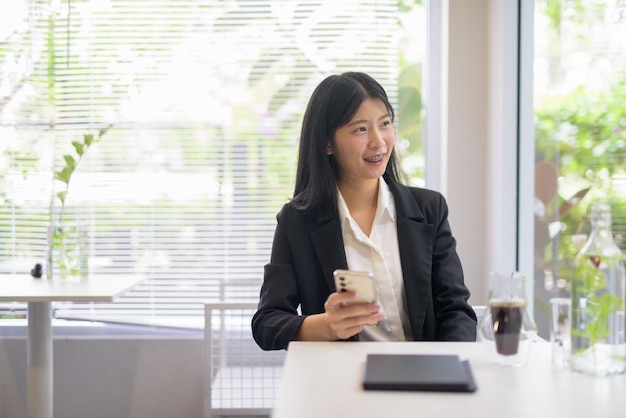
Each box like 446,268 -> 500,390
0,275 -> 144,418
273,341 -> 626,418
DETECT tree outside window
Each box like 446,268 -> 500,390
533,0 -> 626,336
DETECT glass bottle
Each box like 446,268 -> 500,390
570,203 -> 626,377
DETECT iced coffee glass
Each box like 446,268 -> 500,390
477,272 -> 538,367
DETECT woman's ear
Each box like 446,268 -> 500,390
326,141 -> 333,155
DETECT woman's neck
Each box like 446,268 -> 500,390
339,178 -> 379,208
338,178 -> 379,236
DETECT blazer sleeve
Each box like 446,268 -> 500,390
427,191 -> 477,341
251,204 -> 306,350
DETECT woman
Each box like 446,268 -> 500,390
252,72 -> 476,350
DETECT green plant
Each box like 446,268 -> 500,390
571,259 -> 624,347
571,254 -> 626,369
535,80 -> 626,284
53,125 -> 112,222
49,125 -> 111,280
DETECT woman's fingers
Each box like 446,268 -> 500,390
324,292 -> 384,339
325,290 -> 357,308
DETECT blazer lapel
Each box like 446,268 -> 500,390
388,181 -> 434,339
310,206 -> 349,292
306,181 -> 434,339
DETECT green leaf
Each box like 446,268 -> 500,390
72,141 -> 84,155
83,134 -> 94,146
63,154 -> 76,168
98,124 -> 113,138
56,191 -> 67,203
54,167 -> 72,183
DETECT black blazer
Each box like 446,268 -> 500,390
251,179 -> 477,350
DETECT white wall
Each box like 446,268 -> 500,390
0,332 -> 204,418
441,0 -> 522,305
445,0 -> 489,305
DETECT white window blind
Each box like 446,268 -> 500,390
1,0 -> 424,323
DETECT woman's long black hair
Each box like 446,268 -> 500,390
290,72 -> 402,213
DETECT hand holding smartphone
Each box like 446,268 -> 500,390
332,269 -> 391,333
333,269 -> 378,305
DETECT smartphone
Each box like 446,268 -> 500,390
333,269 -> 378,305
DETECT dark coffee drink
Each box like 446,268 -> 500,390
490,299 -> 525,355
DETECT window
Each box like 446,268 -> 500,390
1,0 -> 426,323
532,0 -> 626,336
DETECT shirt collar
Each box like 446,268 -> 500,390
377,177 -> 396,222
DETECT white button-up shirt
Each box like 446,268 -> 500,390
336,178 -> 413,341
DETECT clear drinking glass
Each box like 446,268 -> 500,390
477,272 -> 538,367
549,297 -> 572,369
47,221 -> 89,283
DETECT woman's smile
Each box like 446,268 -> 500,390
364,153 -> 386,163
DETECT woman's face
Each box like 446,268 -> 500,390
327,98 -> 395,187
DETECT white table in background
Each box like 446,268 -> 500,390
0,275 -> 144,418
273,341 -> 626,418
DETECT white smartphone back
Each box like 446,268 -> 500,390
333,269 -> 377,304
